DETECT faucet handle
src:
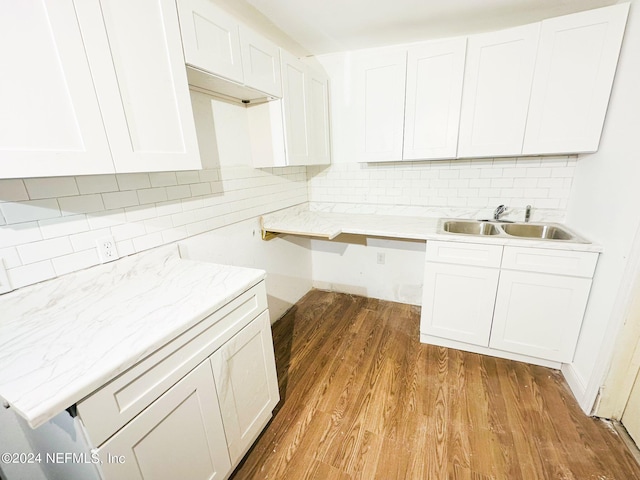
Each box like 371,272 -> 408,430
493,204 -> 507,220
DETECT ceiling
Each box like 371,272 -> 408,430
238,0 -> 620,55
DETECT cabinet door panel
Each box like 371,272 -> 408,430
421,262 -> 499,346
177,0 -> 244,83
211,311 -> 279,465
281,51 -> 311,165
77,0 -> 201,173
240,26 -> 282,98
404,38 -> 466,160
98,361 -> 231,480
355,49 -> 407,162
523,4 -> 629,154
0,0 -> 113,177
458,23 -> 539,157
308,71 -> 331,165
490,270 -> 591,362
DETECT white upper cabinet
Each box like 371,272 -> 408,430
274,50 -> 331,166
0,0 -> 114,177
240,26 -> 282,98
354,49 -> 407,162
523,3 -> 629,155
403,38 -> 467,160
307,69 -> 331,165
1,0 -> 201,179
177,0 -> 244,83
77,0 -> 201,173
458,23 -> 540,158
176,0 -> 283,99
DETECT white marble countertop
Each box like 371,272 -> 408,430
261,204 -> 602,253
0,246 -> 265,428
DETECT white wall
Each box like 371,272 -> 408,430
311,235 -> 425,304
180,217 -> 313,322
562,0 -> 640,413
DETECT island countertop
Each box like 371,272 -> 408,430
0,245 -> 265,429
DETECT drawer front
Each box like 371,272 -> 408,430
501,246 -> 598,278
426,240 -> 503,268
78,281 -> 267,447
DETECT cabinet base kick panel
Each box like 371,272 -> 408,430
420,333 -> 562,370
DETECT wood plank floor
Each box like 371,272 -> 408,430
231,290 -> 640,480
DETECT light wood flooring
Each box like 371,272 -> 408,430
231,290 -> 640,479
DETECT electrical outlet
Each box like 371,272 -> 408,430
0,258 -> 13,294
377,252 -> 385,265
96,236 -> 119,263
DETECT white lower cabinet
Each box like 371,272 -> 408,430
98,361 -> 232,480
490,270 -> 592,362
78,282 -> 278,480
421,241 -> 598,366
421,242 -> 501,346
211,311 -> 279,464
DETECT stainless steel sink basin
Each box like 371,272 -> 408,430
500,223 -> 574,240
438,218 -> 588,243
443,220 -> 500,236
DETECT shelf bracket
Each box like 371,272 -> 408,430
261,230 -> 279,241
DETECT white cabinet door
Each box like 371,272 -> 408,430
490,270 -> 592,362
0,0 -> 113,178
404,38 -> 466,160
307,69 -> 332,165
458,23 -> 539,158
523,4 -> 629,155
98,361 -> 232,480
240,26 -> 282,98
280,50 -> 311,165
211,311 -> 279,465
176,0 -> 244,84
421,262 -> 500,347
77,0 -> 201,173
354,49 -> 407,162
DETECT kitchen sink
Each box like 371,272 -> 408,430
443,220 -> 500,236
438,219 -> 587,243
501,223 -> 574,240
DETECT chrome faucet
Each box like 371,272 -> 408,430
493,204 -> 507,220
525,205 -> 532,223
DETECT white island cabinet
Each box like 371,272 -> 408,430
0,0 -> 201,178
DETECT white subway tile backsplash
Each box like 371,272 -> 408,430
190,182 -> 212,197
76,174 -> 119,194
176,171 -> 200,185
149,172 -> 178,188
137,187 -> 168,205
166,185 -> 191,200
125,205 -> 157,223
132,232 -> 164,252
111,222 -> 146,242
0,222 -> 42,248
24,177 -> 78,199
52,249 -> 100,276
87,209 -> 126,230
8,260 -> 56,289
1,199 -> 60,224
18,237 -> 73,264
0,179 -> 29,202
102,190 -> 139,210
69,228 -> 112,252
59,194 -> 105,215
115,239 -> 135,257
0,247 -> 21,269
116,173 -> 151,191
39,215 -> 90,239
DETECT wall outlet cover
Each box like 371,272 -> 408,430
96,237 -> 119,263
